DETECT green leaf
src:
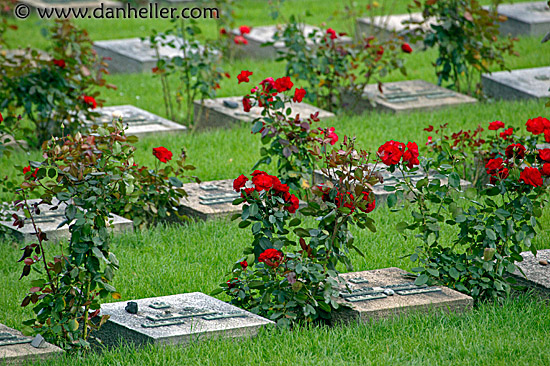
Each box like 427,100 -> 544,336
485,229 -> 496,241
415,274 -> 429,286
449,267 -> 460,280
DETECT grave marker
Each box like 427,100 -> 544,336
95,292 -> 273,347
0,199 -> 133,243
355,13 -> 435,41
511,249 -> 550,295
491,1 -> 550,37
178,179 -> 241,221
193,96 -> 334,129
343,80 -> 477,114
481,67 -> 550,100
333,267 -> 473,324
0,323 -> 62,364
230,25 -> 352,59
85,105 -> 187,138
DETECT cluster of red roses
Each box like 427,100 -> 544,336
318,127 -> 339,146
23,165 -> 39,179
489,120 -> 514,139
236,71 -> 307,112
377,140 -> 419,168
258,248 -> 284,268
233,171 -> 300,213
525,116 -> 550,143
319,184 -> 376,214
485,146 -> 550,187
152,146 -> 173,163
220,25 -> 251,45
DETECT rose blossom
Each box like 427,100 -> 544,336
83,95 -> 97,109
488,121 -> 504,130
520,167 -> 543,187
500,127 -> 513,139
239,25 -> 251,34
401,43 -> 412,53
540,163 -> 550,177
258,248 -> 283,268
378,140 -> 405,166
53,59 -> 66,68
505,144 -> 526,159
526,116 -> 549,135
237,70 -> 253,84
360,191 -> 376,213
293,88 -> 306,103
233,174 -> 249,192
402,141 -> 419,168
152,146 -> 173,163
242,96 -> 252,112
326,28 -> 337,40
326,127 -> 338,145
240,260 -> 248,269
539,148 -> 550,162
252,171 -> 273,191
233,35 -> 248,45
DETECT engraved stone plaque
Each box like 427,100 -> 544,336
355,12 -> 436,42
333,267 -> 473,324
314,166 -> 471,207
85,105 -> 187,138
93,36 -> 210,74
178,179 -> 242,221
343,80 -> 477,114
17,0 -> 121,13
193,96 -> 334,129
510,249 -> 550,295
481,67 -> 550,100
0,199 -> 133,243
490,1 -> 550,37
230,24 -> 352,59
0,323 -> 62,364
95,292 -> 273,347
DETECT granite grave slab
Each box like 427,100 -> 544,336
491,1 -> 550,37
355,12 -> 436,42
230,24 -> 352,59
511,249 -> 550,295
85,105 -> 187,137
193,96 -> 334,129
95,292 -> 273,347
178,179 -> 242,221
333,267 -> 473,324
93,36 -> 211,73
481,66 -> 550,100
0,323 -> 62,364
0,199 -> 133,243
18,0 -> 121,13
314,166 -> 471,207
343,80 -> 477,114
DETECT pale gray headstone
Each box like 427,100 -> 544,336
0,323 -> 62,363
511,249 -> 550,294
178,179 -> 242,221
481,67 -> 550,100
491,1 -> 550,37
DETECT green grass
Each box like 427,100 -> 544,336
2,0 -> 550,364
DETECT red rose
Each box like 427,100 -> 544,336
500,127 -> 513,139
233,174 -> 249,192
293,88 -> 306,103
260,77 -> 275,92
540,163 -> 550,177
152,146 -> 173,163
545,130 -> 550,143
526,116 -> 549,135
360,191 -> 376,213
271,176 -> 289,194
539,149 -> 550,162
23,166 -> 31,174
488,121 -> 504,130
241,187 -> 255,198
401,43 -> 412,53
402,141 -> 420,168
53,59 -> 66,68
326,28 -> 337,40
83,95 -> 97,109
258,248 -> 283,268
239,25 -> 251,34
0,112 -> 3,122
252,172 -> 273,191
485,158 -> 504,174
284,193 -> 300,214
520,167 -> 543,187
240,260 -> 248,269
237,70 -> 253,84
334,191 -> 355,212
227,278 -> 238,289
233,35 -> 248,45
426,136 -> 433,145
220,28 -> 227,35
326,127 -> 338,145
505,144 -> 526,159
242,96 -> 252,112
274,76 -> 294,93
378,140 -> 405,166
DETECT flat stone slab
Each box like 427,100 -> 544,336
230,24 -> 352,59
334,267 -> 473,324
0,199 -> 133,243
193,96 -> 334,129
178,179 -> 241,221
0,323 -> 62,364
356,12 -> 436,41
85,105 -> 187,138
314,166 -> 471,207
93,36 -> 208,73
18,0 -> 121,11
343,80 -> 477,114
96,292 -> 273,347
511,249 -> 550,293
481,67 -> 550,100
492,1 -> 550,37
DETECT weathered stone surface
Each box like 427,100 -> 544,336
0,323 -> 62,364
96,292 -> 273,347
333,267 -> 473,324
491,1 -> 550,37
343,80 -> 477,114
481,67 -> 550,100
93,36 -> 208,73
314,166 -> 471,207
230,24 -> 352,59
0,134 -> 28,150
0,199 -> 133,243
193,96 -> 334,129
178,179 -> 241,221
511,249 -> 550,294
18,0 -> 121,12
85,105 -> 187,138
355,12 -> 435,42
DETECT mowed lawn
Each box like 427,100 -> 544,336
1,0 -> 550,364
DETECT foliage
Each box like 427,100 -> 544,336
150,19 -> 227,125
0,20 -> 113,146
389,117 -> 549,301
275,16 -> 410,112
408,0 -> 517,96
